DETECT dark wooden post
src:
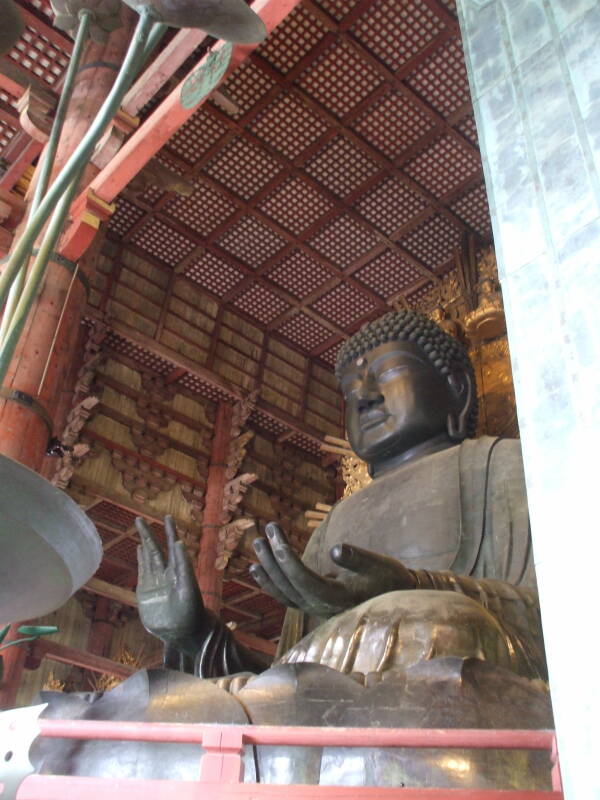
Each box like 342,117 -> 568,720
196,401 -> 233,615
86,597 -> 115,659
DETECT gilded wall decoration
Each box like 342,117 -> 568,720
341,453 -> 371,498
51,321 -> 106,489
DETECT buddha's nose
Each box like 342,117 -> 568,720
356,374 -> 384,411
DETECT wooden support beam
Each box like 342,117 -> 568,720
85,308 -> 328,446
69,475 -> 190,532
28,639 -> 135,679
85,577 -> 137,607
86,597 -> 114,662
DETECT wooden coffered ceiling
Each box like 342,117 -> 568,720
1,0 -> 492,374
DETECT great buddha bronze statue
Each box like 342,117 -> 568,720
28,311 -> 553,790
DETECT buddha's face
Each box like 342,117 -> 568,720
340,340 -> 455,467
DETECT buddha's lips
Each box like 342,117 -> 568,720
359,411 -> 389,431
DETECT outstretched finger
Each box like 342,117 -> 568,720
270,539 -> 339,604
135,517 -> 164,571
173,540 -> 197,588
136,545 -> 147,585
253,537 -> 305,607
249,563 -> 298,608
265,521 -> 289,548
331,543 -> 396,576
164,515 -> 177,568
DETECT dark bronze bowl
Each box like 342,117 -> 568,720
0,454 -> 102,625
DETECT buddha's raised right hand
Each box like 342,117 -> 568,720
250,522 -> 416,618
136,516 -> 206,654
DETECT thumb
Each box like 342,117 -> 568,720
330,543 -> 383,575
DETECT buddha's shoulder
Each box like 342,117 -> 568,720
461,435 -> 523,461
460,436 -> 525,486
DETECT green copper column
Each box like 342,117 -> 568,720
457,2 -> 600,798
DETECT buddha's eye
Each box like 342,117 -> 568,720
341,382 -> 360,399
376,365 -> 408,383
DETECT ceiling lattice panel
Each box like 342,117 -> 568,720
99,0 -> 490,363
216,214 -> 287,266
405,37 -> 471,117
310,281 -> 377,330
353,250 -> 423,300
185,250 -> 246,296
278,311 -> 336,352
352,1 -> 446,72
266,250 -> 335,300
2,0 -> 494,388
7,22 -> 70,88
231,281 -> 290,324
297,38 -> 384,119
258,177 -> 335,237
355,177 -> 428,236
164,181 -> 238,237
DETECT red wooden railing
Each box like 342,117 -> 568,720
8,719 -> 563,799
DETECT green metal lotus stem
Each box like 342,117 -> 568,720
31,10 -> 93,215
0,624 -> 59,652
0,9 -> 92,347
141,21 -> 168,65
0,7 -> 155,322
0,7 -> 155,384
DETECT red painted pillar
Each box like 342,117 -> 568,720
196,402 -> 233,614
0,15 -> 134,471
0,17 -> 134,710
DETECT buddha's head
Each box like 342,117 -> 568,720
335,311 -> 477,473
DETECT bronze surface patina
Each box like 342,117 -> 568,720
30,311 -> 552,791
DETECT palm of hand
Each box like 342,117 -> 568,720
250,522 -> 415,618
136,516 -> 203,642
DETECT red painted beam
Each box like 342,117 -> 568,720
59,0 -> 304,261
0,137 -> 42,192
0,69 -> 25,99
34,719 -> 557,750
18,776 -> 563,800
15,722 -> 562,798
121,28 -> 208,117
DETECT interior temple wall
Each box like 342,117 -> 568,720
88,236 -> 342,442
16,322 -> 337,699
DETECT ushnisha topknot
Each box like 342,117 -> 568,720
335,310 -> 478,437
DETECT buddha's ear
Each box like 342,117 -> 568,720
446,364 -> 473,441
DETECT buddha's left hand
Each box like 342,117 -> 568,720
250,522 -> 416,617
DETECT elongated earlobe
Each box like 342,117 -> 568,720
446,368 -> 474,441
